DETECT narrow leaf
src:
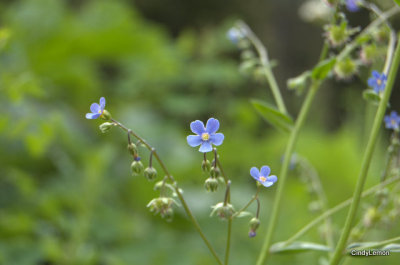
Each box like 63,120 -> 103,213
270,241 -> 332,254
251,100 -> 294,133
311,57 -> 336,80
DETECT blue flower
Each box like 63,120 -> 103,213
367,70 -> 387,94
187,118 -> 224,153
227,27 -> 244,44
384,111 -> 400,131
346,0 -> 361,12
86,97 -> 106,119
250,166 -> 277,187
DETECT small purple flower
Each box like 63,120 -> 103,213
367,71 -> 387,94
384,111 -> 400,131
250,166 -> 277,187
187,118 -> 224,153
86,97 -> 106,119
346,0 -> 361,12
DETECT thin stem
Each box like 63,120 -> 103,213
256,80 -> 322,265
238,21 -> 287,114
232,186 -> 261,218
225,214 -> 232,265
255,198 -> 260,218
110,118 -> 223,265
283,175 -> 400,246
329,34 -> 400,265
223,181 -> 231,207
347,235 -> 400,252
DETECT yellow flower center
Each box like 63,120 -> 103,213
201,133 -> 210,141
377,79 -> 382,85
392,119 -> 396,125
259,176 -> 267,182
98,109 -> 103,114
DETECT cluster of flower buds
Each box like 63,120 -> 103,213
325,19 -> 359,48
210,202 -> 235,220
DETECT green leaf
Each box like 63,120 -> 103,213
251,100 -> 294,133
311,57 -> 336,80
362,89 -> 381,104
270,241 -> 332,254
394,0 -> 400,8
382,243 -> 400,252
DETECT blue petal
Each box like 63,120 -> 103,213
261,181 -> 275,187
267,175 -> 277,183
250,167 -> 260,180
205,118 -> 220,134
190,120 -> 205,135
367,77 -> 376,88
86,113 -> 100,119
187,135 -> 202,147
90,103 -> 101,114
199,141 -> 212,153
210,133 -> 224,146
100,97 -> 106,109
260,166 -> 271,177
372,70 -> 380,78
384,115 -> 391,124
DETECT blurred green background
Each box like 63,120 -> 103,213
1,0 -> 400,264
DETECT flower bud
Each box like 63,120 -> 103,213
360,44 -> 377,65
333,57 -> 357,80
205,177 -> 219,192
210,202 -> 235,220
101,110 -> 112,120
131,160 -> 144,176
202,159 -> 211,172
144,167 -> 158,181
249,217 -> 260,231
350,227 -> 363,241
210,166 -> 220,178
127,143 -> 138,156
99,122 -> 114,133
287,71 -> 309,92
363,207 -> 380,228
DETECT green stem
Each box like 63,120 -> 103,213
238,21 -> 287,114
232,186 -> 261,218
216,158 -> 231,265
348,235 -> 400,252
256,80 -> 321,265
111,119 -> 223,265
283,174 -> 400,246
329,34 -> 400,265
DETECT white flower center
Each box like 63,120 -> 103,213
259,176 -> 267,182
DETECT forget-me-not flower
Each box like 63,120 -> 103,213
86,97 -> 106,119
187,118 -> 224,153
346,0 -> 361,12
384,111 -> 400,131
367,71 -> 387,94
250,166 -> 277,187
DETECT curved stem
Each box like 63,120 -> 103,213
238,21 -> 287,114
110,118 -> 223,265
232,186 -> 261,218
255,80 -> 321,265
329,34 -> 400,265
283,175 -> 400,246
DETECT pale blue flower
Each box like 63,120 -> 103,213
187,118 -> 224,153
86,97 -> 106,119
250,166 -> 277,187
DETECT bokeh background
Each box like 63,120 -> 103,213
1,0 -> 400,264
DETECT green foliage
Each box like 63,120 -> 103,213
311,57 -> 336,80
250,100 -> 294,133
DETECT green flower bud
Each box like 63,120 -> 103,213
202,159 -> 211,172
360,44 -> 377,65
241,50 -> 255,60
249,217 -> 260,231
101,110 -> 112,120
127,143 -> 138,156
333,57 -> 357,80
350,227 -> 363,241
131,160 -> 144,176
163,208 -> 174,222
204,177 -> 219,192
210,202 -> 235,220
210,166 -> 220,178
287,71 -> 310,93
144,167 -> 158,181
363,207 -> 380,228
325,21 -> 358,48
99,122 -> 114,133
